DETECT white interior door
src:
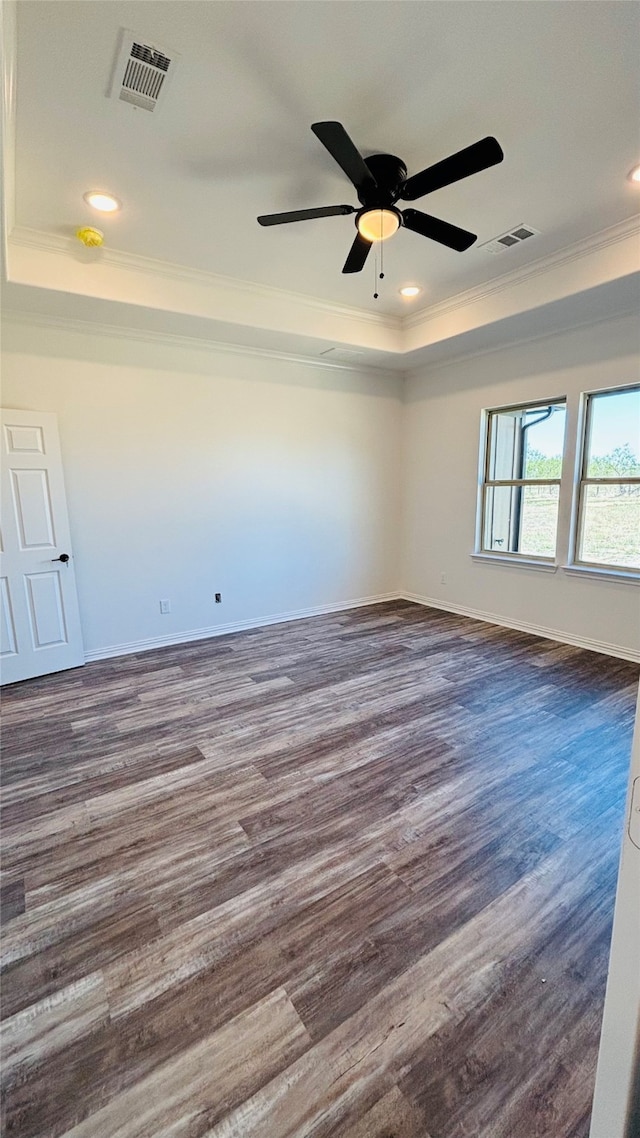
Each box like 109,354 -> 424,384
1,409 -> 84,684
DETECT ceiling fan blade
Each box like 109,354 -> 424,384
311,121 -> 378,194
402,136 -> 504,201
258,204 -> 356,226
402,209 -> 477,251
342,232 -> 372,274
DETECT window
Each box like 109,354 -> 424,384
574,386 -> 640,572
480,399 -> 566,560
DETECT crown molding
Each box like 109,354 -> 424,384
403,304 -> 639,380
8,226 -> 401,333
1,307 -> 402,379
8,293 -> 635,382
0,0 -> 17,263
9,214 -> 639,348
404,214 -> 640,331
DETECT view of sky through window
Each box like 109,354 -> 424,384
587,388 -> 640,470
523,407 -> 566,457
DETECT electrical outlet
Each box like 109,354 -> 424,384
159,599 -> 171,614
440,573 -> 447,585
215,593 -> 222,604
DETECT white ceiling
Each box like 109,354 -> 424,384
12,0 -> 640,320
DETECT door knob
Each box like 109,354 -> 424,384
51,553 -> 70,564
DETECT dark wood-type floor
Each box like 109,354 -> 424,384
1,601 -> 638,1138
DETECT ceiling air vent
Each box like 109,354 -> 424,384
480,224 -> 540,255
320,348 -> 365,363
109,29 -> 179,112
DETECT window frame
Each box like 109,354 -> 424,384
478,396 -> 567,564
571,383 -> 640,576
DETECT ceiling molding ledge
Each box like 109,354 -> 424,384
402,292 -> 640,378
0,0 -> 17,267
402,215 -> 640,353
0,307 -> 402,378
8,227 -> 399,328
7,227 -> 403,355
6,215 -> 639,363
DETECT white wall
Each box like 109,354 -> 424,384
1,318 -> 402,657
590,689 -> 640,1138
402,313 -> 640,660
3,310 -> 638,663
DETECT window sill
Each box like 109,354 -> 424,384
471,553 -> 557,573
562,564 -> 640,584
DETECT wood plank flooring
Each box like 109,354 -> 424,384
1,600 -> 638,1138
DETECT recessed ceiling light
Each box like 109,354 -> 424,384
399,285 -> 421,298
83,191 -> 121,212
627,164 -> 640,184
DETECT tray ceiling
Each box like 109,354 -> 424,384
2,0 -> 639,363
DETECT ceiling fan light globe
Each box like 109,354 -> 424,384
357,208 -> 400,242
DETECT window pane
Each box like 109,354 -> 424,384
483,484 -> 559,558
586,387 -> 640,478
578,484 -> 640,569
487,403 -> 565,481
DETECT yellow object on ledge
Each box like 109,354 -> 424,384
76,226 -> 104,247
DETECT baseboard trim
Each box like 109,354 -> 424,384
83,592 -> 400,663
84,590 -> 640,666
400,592 -> 640,664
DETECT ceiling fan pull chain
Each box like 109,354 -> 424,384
373,244 -> 379,299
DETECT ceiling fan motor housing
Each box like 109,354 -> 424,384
358,154 -> 408,206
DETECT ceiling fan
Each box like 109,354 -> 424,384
257,121 -> 504,274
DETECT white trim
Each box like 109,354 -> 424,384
0,310 -> 400,378
589,690 -> 640,1138
400,591 -> 640,664
483,393 -> 568,417
84,589 -> 640,665
563,564 -> 640,585
0,0 -> 17,263
9,216 -> 639,341
579,379 -> 640,400
403,304 -> 640,380
83,592 -> 399,662
7,227 -> 400,332
403,215 -> 640,331
4,301 -> 636,381
471,552 -> 558,573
